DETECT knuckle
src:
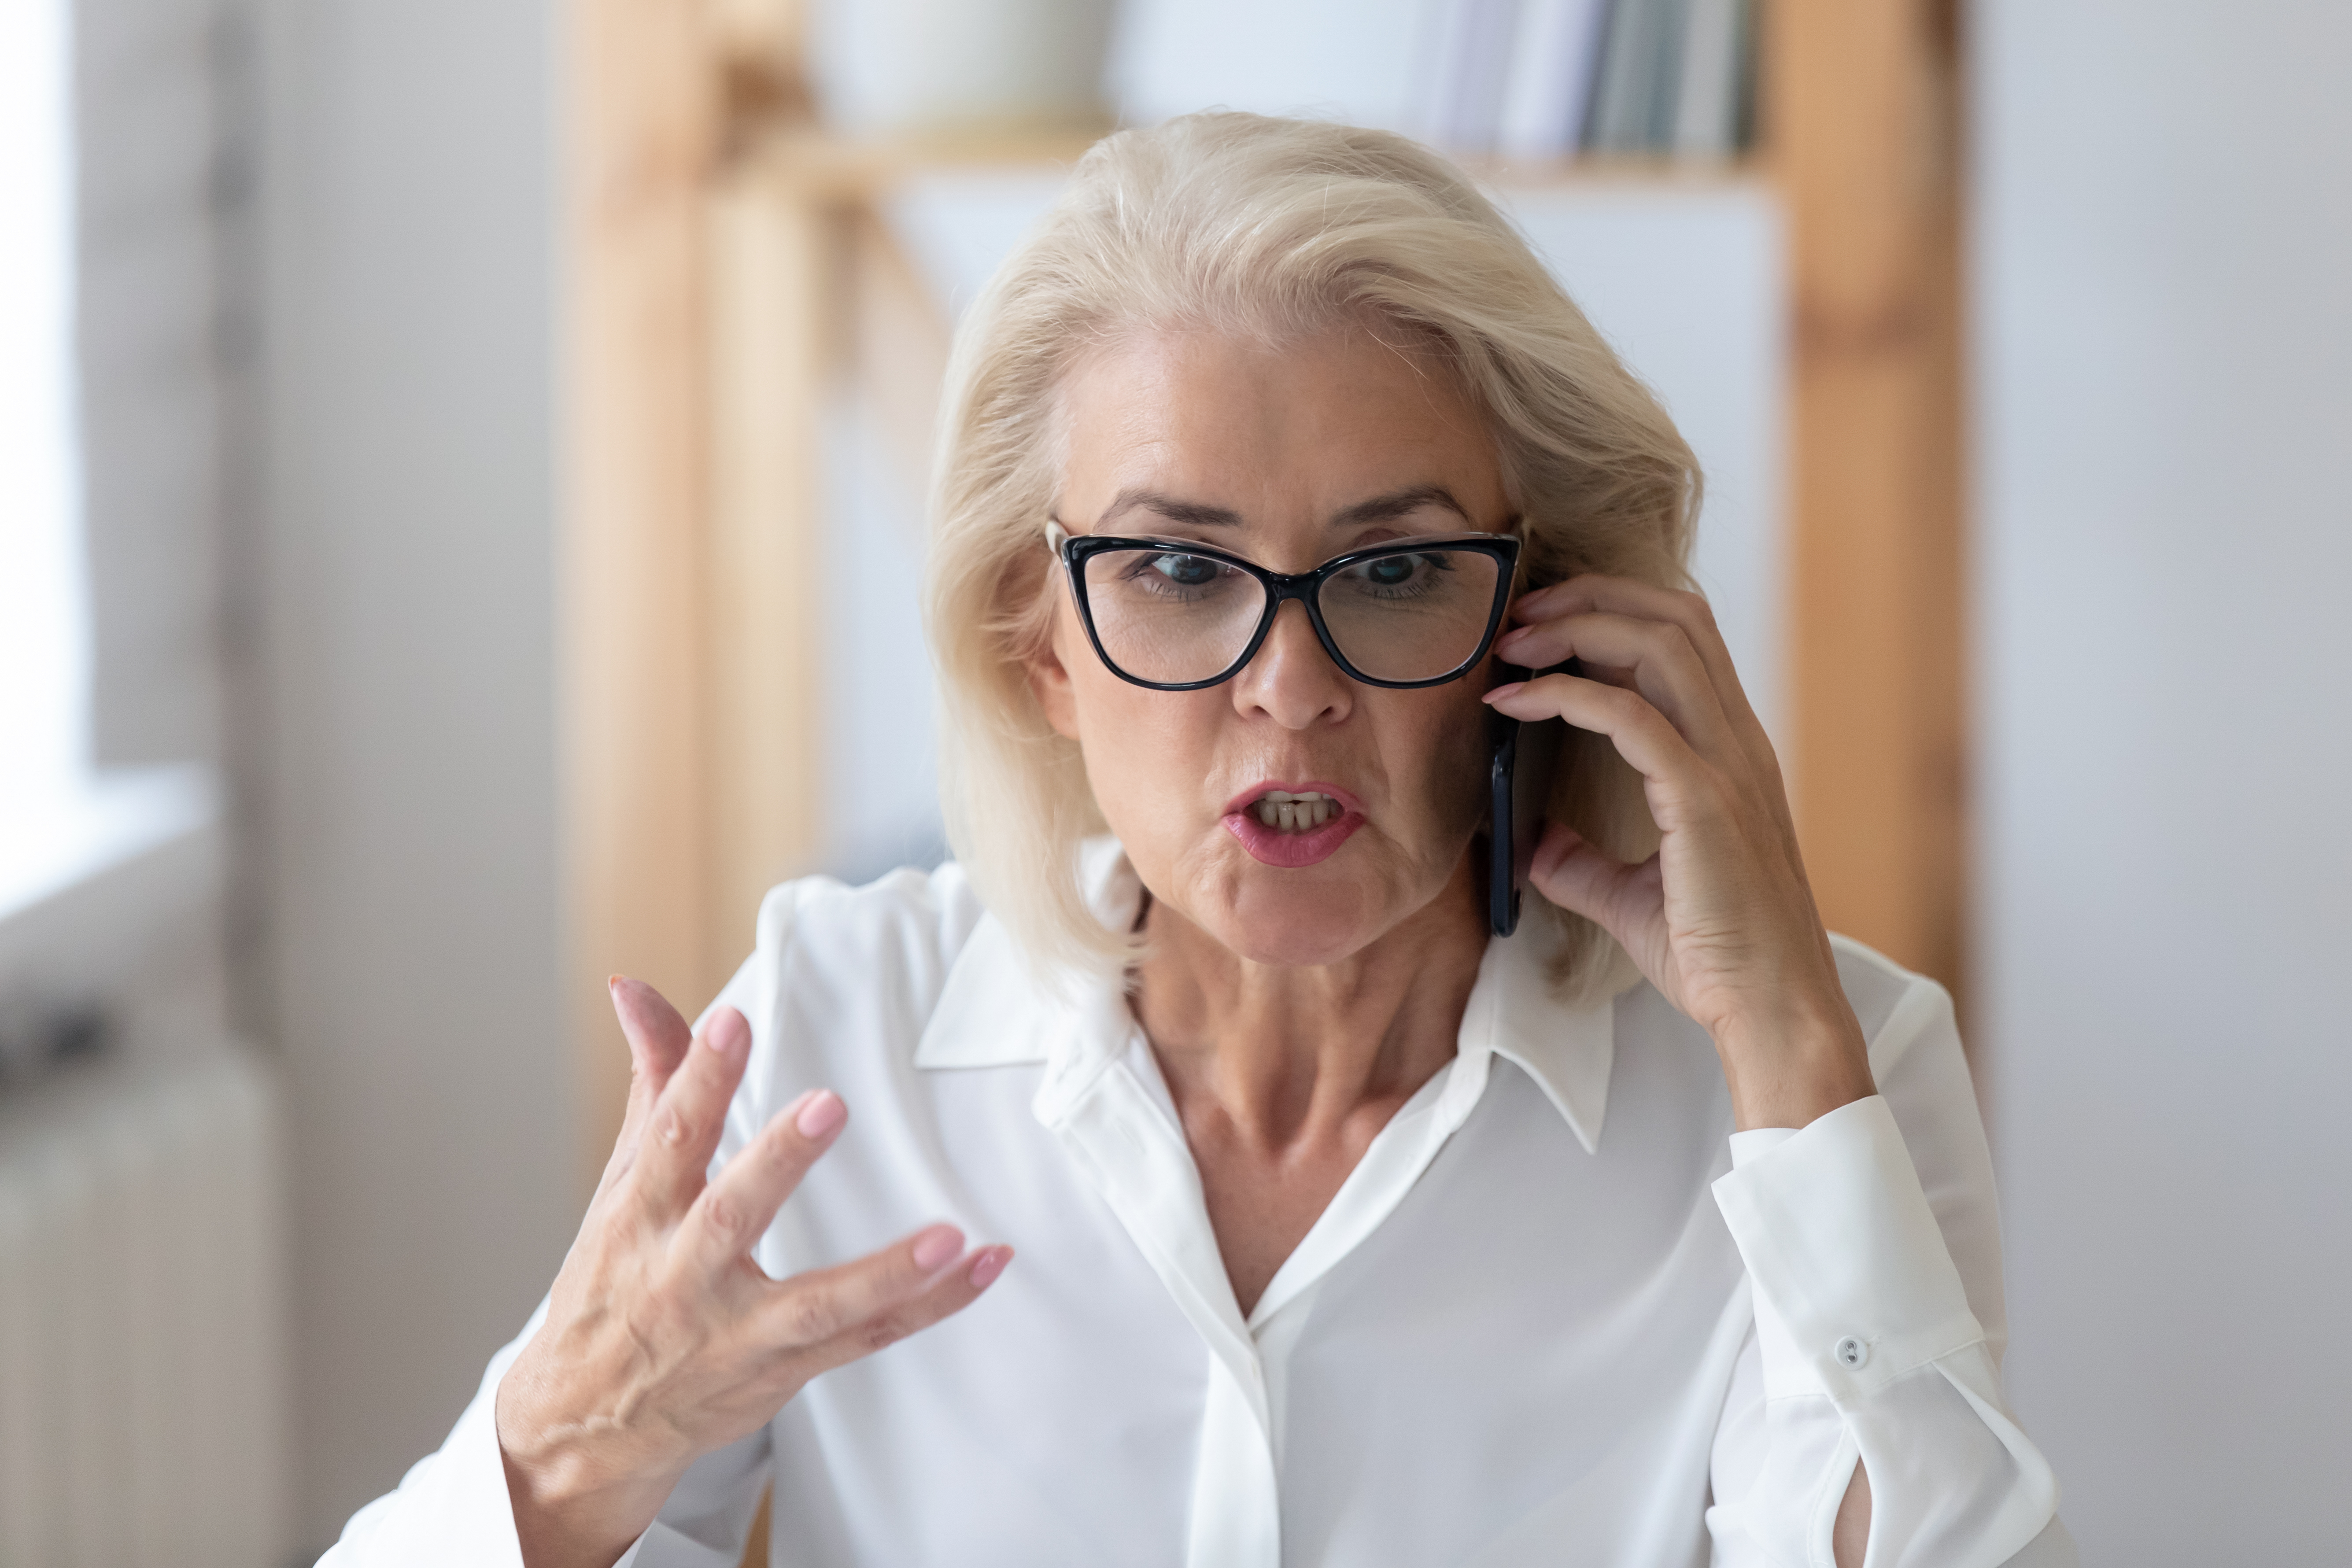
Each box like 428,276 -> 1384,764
857,1310 -> 914,1355
758,1120 -> 807,1172
699,1188 -> 746,1246
778,1288 -> 841,1346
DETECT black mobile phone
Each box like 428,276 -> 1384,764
1487,661 -> 1573,937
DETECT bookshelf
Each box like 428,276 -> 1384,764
567,3 -> 1960,1560
566,0 -> 1967,1172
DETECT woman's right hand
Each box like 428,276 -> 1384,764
494,978 -> 1012,1568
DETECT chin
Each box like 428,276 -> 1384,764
1203,858 -> 1392,968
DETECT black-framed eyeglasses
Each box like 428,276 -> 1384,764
1048,522 -> 1523,691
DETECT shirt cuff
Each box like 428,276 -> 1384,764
1726,1126 -> 1798,1167
1711,1095 -> 1986,1403
360,1376 -> 532,1568
398,1357 -> 657,1568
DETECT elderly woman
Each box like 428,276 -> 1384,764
327,115 -> 2068,1568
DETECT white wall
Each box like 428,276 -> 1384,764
1108,0 -> 1433,134
1975,2 -> 2352,1559
254,0 -> 572,1547
1511,186 -> 1786,745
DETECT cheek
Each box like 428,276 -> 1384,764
1060,624 -> 1214,824
1375,688 -> 1495,838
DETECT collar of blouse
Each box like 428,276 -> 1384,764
909,838 -> 1624,1562
915,837 -> 1618,1157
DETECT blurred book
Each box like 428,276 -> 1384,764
1495,0 -> 1613,161
1423,0 -> 1754,162
1426,0 -> 1525,155
1670,0 -> 1751,158
1584,0 -> 1678,153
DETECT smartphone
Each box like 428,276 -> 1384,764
1487,661 -> 1573,937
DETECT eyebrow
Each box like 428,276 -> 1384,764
1093,483 -> 1475,533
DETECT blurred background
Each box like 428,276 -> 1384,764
0,0 -> 2344,1563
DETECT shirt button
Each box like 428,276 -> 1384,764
1835,1336 -> 1869,1370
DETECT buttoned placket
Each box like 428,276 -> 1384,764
1028,926 -> 1592,1568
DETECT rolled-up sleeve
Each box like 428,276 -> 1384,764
1704,978 -> 2070,1568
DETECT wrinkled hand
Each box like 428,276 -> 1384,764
495,979 -> 1011,1568
1485,574 -> 1874,1131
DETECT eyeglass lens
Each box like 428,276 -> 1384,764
1079,544 -> 1504,685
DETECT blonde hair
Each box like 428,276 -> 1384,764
923,111 -> 1698,1000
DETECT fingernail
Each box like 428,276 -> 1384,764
795,1089 -> 845,1139
707,1010 -> 750,1057
1484,682 -> 1525,703
968,1246 -> 1011,1289
912,1225 -> 964,1272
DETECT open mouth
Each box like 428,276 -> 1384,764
1247,789 -> 1342,833
1221,783 -> 1364,868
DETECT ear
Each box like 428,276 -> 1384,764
1027,611 -> 1083,740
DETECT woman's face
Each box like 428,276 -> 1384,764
1030,324 -> 1513,967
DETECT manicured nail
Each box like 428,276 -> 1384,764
1483,682 -> 1525,703
706,1009 -> 750,1057
967,1246 -> 1011,1289
912,1225 -> 964,1272
795,1089 -> 845,1139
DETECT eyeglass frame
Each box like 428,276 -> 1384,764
1045,520 -> 1525,692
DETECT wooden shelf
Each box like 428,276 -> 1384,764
568,7 -> 1970,1211
739,121 -> 1112,198
1466,151 -> 1772,191
739,122 -> 1768,200
570,11 -> 1964,1564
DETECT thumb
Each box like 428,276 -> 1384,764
1527,822 -> 1656,945
600,976 -> 696,1184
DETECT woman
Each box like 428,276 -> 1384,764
327,114 -> 2070,1567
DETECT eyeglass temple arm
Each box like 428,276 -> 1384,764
1045,520 -> 1069,553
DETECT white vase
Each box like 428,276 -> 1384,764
812,0 -> 1116,137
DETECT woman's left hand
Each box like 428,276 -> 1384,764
1484,574 -> 1876,1131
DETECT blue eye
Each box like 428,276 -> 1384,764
1152,553 -> 1220,587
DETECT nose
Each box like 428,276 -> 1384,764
1230,599 -> 1352,730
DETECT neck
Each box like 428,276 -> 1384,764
1133,856 -> 1489,1156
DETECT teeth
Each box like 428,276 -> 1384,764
1250,790 -> 1339,832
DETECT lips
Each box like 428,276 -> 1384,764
1220,780 -> 1367,868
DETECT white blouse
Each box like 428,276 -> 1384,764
324,844 -> 2075,1567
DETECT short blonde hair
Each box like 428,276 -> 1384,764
923,112 -> 1698,1000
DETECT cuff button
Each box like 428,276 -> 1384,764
1834,1336 -> 1869,1370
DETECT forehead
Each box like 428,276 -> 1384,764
1054,325 -> 1505,523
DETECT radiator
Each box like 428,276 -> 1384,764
0,1048 -> 291,1568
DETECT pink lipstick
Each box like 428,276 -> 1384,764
1220,781 -> 1367,868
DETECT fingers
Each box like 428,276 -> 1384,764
1484,667 -> 1702,791
1512,575 -> 1783,779
1493,609 -> 1741,766
800,1245 -> 1012,1372
759,1228 -> 1013,1368
631,1006 -> 754,1218
610,975 -> 695,1128
680,1089 -> 849,1279
591,978 -> 698,1199
1526,821 -> 1662,942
